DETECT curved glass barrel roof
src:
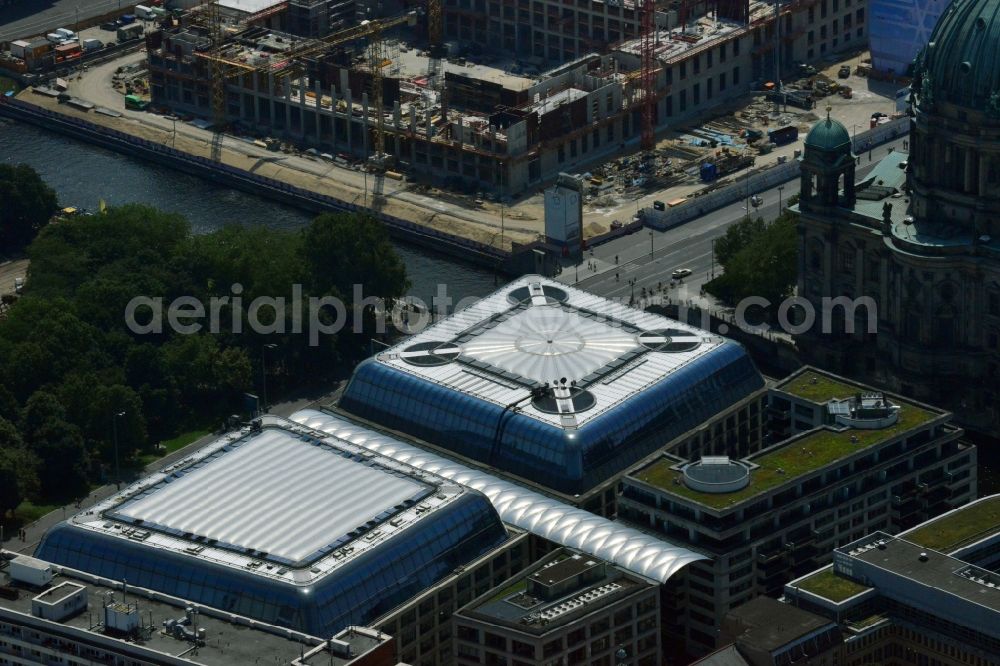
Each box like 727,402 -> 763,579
291,409 -> 708,584
35,418 -> 509,637
339,276 -> 764,494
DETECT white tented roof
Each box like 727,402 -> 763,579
376,276 -> 719,428
218,0 -> 285,14
291,409 -> 707,583
118,428 -> 424,562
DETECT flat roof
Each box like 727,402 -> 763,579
292,409 -> 707,584
631,395 -> 939,510
218,0 -> 286,13
0,560 -> 312,665
852,536 -> 1000,615
792,566 -> 871,603
724,596 -> 836,651
901,495 -> 1000,553
372,276 -> 727,429
457,550 -> 650,634
397,49 -> 536,90
777,370 -> 870,403
65,417 -> 470,583
116,428 -> 427,563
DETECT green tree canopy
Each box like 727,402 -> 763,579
706,212 -> 798,310
0,417 -> 39,516
0,164 -> 58,254
1,193 -> 410,505
20,391 -> 89,500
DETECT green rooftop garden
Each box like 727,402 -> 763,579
779,371 -> 870,403
795,568 -> 870,602
903,496 -> 1000,552
632,398 -> 937,510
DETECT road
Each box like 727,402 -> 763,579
0,0 -> 128,42
560,135 -> 908,305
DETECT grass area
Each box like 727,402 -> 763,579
0,77 -> 18,95
634,400 -> 937,509
795,568 -> 869,602
779,371 -> 867,403
161,429 -> 211,454
13,500 -> 60,524
486,578 -> 527,603
137,429 -> 211,467
904,496 -> 1000,552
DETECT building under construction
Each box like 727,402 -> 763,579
146,0 -> 869,193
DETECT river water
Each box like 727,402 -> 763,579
0,118 -> 496,304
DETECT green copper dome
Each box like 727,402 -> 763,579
916,0 -> 1000,113
804,116 -> 852,153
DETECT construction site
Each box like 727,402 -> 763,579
0,0 -> 902,255
140,0 -> 872,194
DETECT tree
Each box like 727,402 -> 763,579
0,164 -> 58,254
705,212 -> 798,310
302,214 -> 409,357
714,216 -> 767,266
20,391 -> 89,500
0,417 -> 39,516
303,213 -> 409,307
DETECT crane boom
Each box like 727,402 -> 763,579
640,0 -> 655,151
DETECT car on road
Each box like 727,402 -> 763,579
671,268 -> 693,280
14,277 -> 24,294
838,65 -> 851,79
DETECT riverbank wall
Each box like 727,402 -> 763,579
0,93 -> 513,272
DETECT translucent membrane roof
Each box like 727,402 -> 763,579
291,409 -> 708,583
460,306 -> 642,383
339,276 -> 764,493
116,428 -> 426,563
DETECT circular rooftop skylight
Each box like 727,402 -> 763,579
507,285 -> 569,306
638,329 -> 703,352
399,341 -> 462,367
682,457 -> 750,494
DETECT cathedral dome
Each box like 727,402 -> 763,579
916,0 -> 1000,114
804,115 -> 852,153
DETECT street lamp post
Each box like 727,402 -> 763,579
112,410 -> 125,489
649,230 -> 654,258
745,163 -> 751,217
778,184 -> 785,212
261,343 -> 278,413
711,237 -> 716,278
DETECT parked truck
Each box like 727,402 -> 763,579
125,94 -> 149,110
134,5 -> 156,19
767,125 -> 799,146
117,22 -> 144,42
